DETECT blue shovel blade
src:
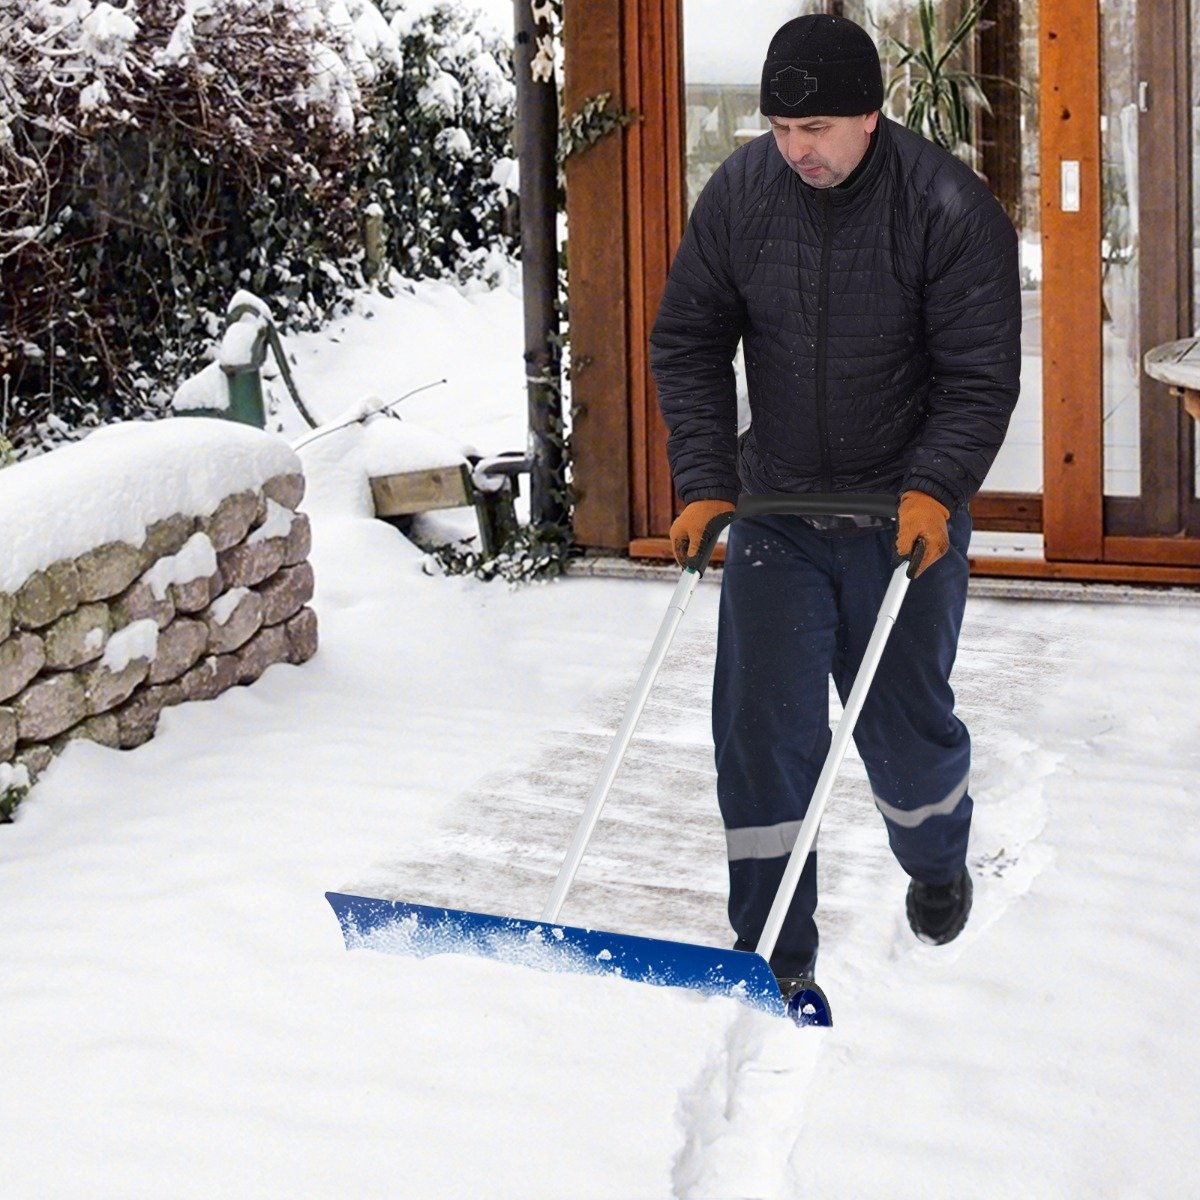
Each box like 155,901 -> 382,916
325,891 -> 788,1017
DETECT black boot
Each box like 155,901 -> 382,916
906,867 -> 973,945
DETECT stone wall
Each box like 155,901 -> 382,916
0,465 -> 317,819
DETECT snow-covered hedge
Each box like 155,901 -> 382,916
0,0 -> 515,458
0,419 -> 319,820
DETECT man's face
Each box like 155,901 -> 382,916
767,112 -> 879,188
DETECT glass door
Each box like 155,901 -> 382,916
1100,0 -> 1198,539
680,0 -> 1045,529
974,0 -> 1044,506
682,0 -> 825,438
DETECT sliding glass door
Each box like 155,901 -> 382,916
1101,0 -> 1198,538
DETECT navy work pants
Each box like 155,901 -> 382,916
713,509 -> 973,977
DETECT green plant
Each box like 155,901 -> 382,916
418,522 -> 575,584
880,0 -> 994,166
559,94 -> 636,172
362,4 -> 517,286
1,768 -> 30,822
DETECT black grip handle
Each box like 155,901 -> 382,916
685,492 -> 899,575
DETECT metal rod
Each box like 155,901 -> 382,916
755,563 -> 912,964
541,569 -> 701,921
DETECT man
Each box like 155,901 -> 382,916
649,14 -> 1020,996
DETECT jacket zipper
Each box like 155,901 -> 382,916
815,191 -> 833,492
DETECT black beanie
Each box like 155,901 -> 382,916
760,14 -> 884,117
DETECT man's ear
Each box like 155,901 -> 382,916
864,110 -> 880,134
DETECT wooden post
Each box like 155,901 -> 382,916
563,0 -> 632,550
363,204 -> 385,281
514,0 -> 566,531
1039,0 -> 1103,561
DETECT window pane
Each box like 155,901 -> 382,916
976,0 -> 1043,496
1100,0 -> 1140,497
683,1 -> 823,213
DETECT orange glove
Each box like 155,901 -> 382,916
895,490 -> 951,579
669,499 -> 736,568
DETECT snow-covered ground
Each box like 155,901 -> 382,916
3,276 -> 1200,1199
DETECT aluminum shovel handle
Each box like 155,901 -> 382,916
685,492 -> 900,574
543,493 -> 913,927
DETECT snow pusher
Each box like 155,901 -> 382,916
327,494 -> 920,1027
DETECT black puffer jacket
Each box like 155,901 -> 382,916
650,116 -> 1021,513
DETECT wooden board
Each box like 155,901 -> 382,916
626,0 -> 686,543
370,467 -> 471,516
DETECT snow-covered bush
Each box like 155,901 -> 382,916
0,0 -> 515,458
359,2 -> 517,281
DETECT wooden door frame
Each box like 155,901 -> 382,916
1039,0 -> 1104,561
565,0 -> 1200,584
565,0 -> 683,552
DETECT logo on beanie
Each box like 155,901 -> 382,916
770,66 -> 818,107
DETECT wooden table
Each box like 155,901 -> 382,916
1144,338 -> 1200,420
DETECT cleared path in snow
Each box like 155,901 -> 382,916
345,583 -> 1078,1196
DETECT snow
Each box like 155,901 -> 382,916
0,421 -> 299,594
417,70 -> 462,117
265,271 -> 526,456
0,762 -> 30,792
209,586 -> 250,625
228,288 -> 274,321
395,0 -> 513,42
435,125 -> 473,158
142,532 -> 219,601
3,276 -> 1200,1198
79,1 -> 140,62
218,308 -> 270,372
490,154 -> 519,194
248,498 -> 296,544
171,360 -> 230,413
101,617 -> 158,671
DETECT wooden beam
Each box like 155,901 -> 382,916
624,0 -> 650,543
1039,0 -> 1103,561
624,0 -> 685,543
653,0 -> 686,537
970,491 -> 1043,533
619,0 -> 686,542
1103,537 -> 1200,567
968,557 -> 1200,586
1133,0 -> 1184,534
564,0 -> 630,550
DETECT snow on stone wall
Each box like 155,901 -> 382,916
0,419 -> 318,815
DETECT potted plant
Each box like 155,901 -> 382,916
878,0 -> 996,169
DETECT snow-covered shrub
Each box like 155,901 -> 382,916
360,2 -> 517,282
0,0 -> 515,457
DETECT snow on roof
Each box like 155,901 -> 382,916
0,419 -> 301,595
